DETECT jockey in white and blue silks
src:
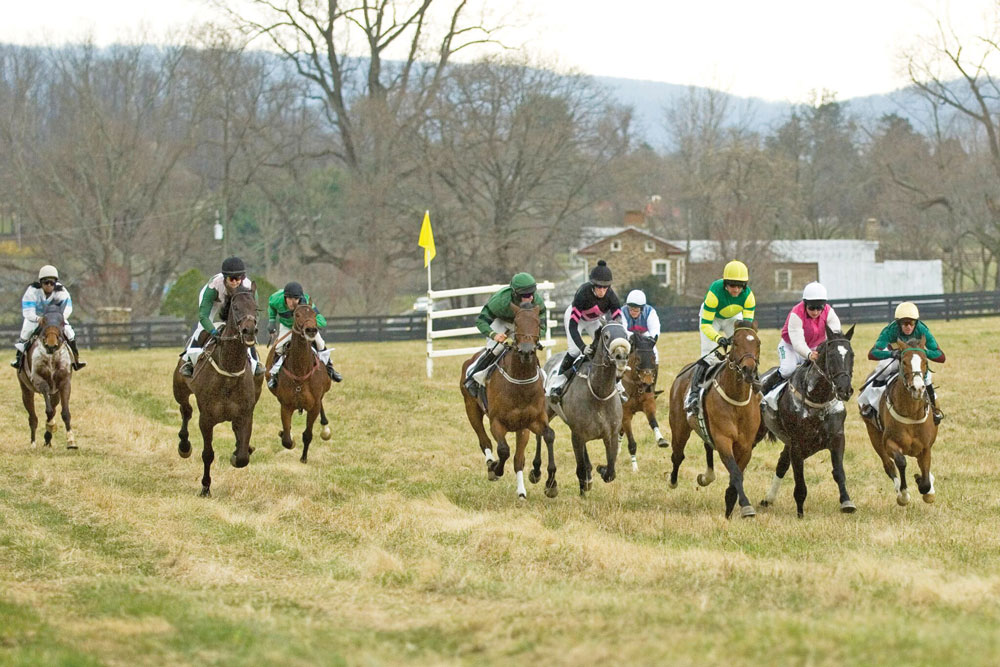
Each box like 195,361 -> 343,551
623,289 -> 660,364
178,256 -> 264,378
12,265 -> 86,371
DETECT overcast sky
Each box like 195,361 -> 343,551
0,0 -> 994,102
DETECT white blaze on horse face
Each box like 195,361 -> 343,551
910,354 -> 925,390
837,345 -> 848,359
745,335 -> 755,342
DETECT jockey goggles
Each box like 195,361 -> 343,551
225,273 -> 246,282
804,300 -> 826,311
723,280 -> 746,290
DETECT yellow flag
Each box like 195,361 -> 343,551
418,210 -> 436,267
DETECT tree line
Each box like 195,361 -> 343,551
1,1 -> 998,318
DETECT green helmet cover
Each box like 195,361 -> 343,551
510,272 -> 537,295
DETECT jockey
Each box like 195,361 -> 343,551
12,265 -> 86,370
463,272 -> 547,396
549,260 -> 625,400
623,289 -> 660,364
857,301 -> 945,425
266,281 -> 342,388
685,260 -> 756,416
759,281 -> 842,396
178,256 -> 264,378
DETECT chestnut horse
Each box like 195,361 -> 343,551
861,339 -> 938,506
620,333 -> 667,472
18,305 -> 75,448
460,303 -> 555,499
265,304 -> 332,463
667,323 -> 762,518
172,286 -> 264,496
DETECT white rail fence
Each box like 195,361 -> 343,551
425,282 -> 557,378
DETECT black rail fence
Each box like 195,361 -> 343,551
1,290 -> 997,350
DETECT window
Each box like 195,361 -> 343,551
652,260 -> 670,286
610,239 -> 622,252
775,269 -> 792,291
644,241 -> 655,252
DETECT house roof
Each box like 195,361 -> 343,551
577,226 -> 685,255
665,239 -> 880,263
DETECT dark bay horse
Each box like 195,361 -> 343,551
757,325 -> 857,517
667,323 -> 761,518
620,333 -> 667,471
265,304 -> 332,463
172,286 -> 264,496
861,339 -> 938,506
535,321 -> 631,496
460,303 -> 555,499
18,306 -> 75,448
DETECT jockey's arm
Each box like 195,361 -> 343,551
699,289 -> 722,342
786,311 -> 812,359
921,324 -> 946,362
740,290 -> 756,322
21,286 -> 39,323
57,289 -> 73,320
826,307 -> 842,333
198,286 -> 219,333
645,307 -> 661,339
567,313 -> 586,353
868,323 -> 895,361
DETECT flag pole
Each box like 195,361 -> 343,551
423,210 -> 434,378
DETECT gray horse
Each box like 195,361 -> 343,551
531,321 -> 631,496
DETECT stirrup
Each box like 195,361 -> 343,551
859,405 -> 876,420
180,362 -> 194,378
72,360 -> 87,371
932,408 -> 943,425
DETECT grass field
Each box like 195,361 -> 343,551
1,317 -> 999,666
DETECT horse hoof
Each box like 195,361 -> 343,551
300,455 -> 308,464
740,505 -> 756,518
528,469 -> 541,484
657,438 -> 670,448
697,471 -> 715,487
29,440 -> 36,448
922,493 -> 935,504
544,484 -> 558,498
230,454 -> 249,469
517,493 -> 527,501
178,441 -> 192,458
200,487 -> 211,497
320,425 -> 332,441
66,443 -> 78,450
668,480 -> 677,489
840,500 -> 857,513
487,460 -> 498,481
631,461 -> 638,473
896,491 -> 910,506
759,499 -> 771,508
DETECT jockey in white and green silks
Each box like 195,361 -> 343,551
12,264 -> 86,371
266,281 -> 342,388
685,260 -> 756,416
178,256 -> 264,378
463,272 -> 547,396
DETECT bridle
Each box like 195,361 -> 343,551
586,321 -> 630,401
217,292 -> 258,345
809,338 -> 854,401
723,326 -> 759,386
495,306 -> 542,385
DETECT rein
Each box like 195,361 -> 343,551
282,354 -> 321,383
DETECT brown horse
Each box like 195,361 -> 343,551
667,323 -> 762,518
172,286 -> 264,496
861,339 -> 938,506
460,303 -> 555,499
265,304 -> 332,463
620,333 -> 667,471
18,306 -> 75,448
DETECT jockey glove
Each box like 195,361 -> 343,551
716,336 -> 731,347
209,328 -> 220,340
268,325 -> 276,335
890,349 -> 902,360
583,343 -> 594,358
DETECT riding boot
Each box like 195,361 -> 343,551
550,353 -> 578,401
759,370 -> 784,397
464,351 -> 494,395
67,339 -> 86,370
926,384 -> 944,425
685,360 -> 709,416
11,348 -> 22,369
326,362 -> 343,383
249,345 -> 265,376
180,358 -> 194,377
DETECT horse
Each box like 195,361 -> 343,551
171,285 -> 264,496
533,320 -> 631,496
620,333 -> 668,471
757,325 -> 857,517
265,304 -> 332,463
18,305 -> 75,448
460,302 -> 555,499
860,339 -> 938,506
666,323 -> 762,518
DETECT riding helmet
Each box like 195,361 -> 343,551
221,256 -> 246,277
626,289 -> 646,307
510,272 -> 537,297
284,281 -> 304,299
589,260 -> 613,287
38,265 -> 59,281
894,301 -> 920,321
722,260 -> 749,284
802,282 -> 827,309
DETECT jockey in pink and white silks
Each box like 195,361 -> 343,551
12,265 -> 86,371
178,256 -> 264,378
759,282 -> 842,397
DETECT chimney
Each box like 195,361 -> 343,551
624,209 -> 645,228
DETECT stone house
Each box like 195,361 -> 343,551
576,225 -> 687,292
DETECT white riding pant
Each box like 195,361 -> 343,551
857,358 -> 935,412
17,319 -> 75,349
183,321 -> 260,373
776,340 -> 805,378
468,318 -> 513,386
699,315 -> 742,367
270,323 -> 330,376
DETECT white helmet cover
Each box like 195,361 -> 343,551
38,265 -> 59,281
625,289 -> 646,307
801,282 -> 827,301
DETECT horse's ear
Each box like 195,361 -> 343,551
891,341 -> 905,351
917,335 -> 926,349
845,324 -> 855,341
